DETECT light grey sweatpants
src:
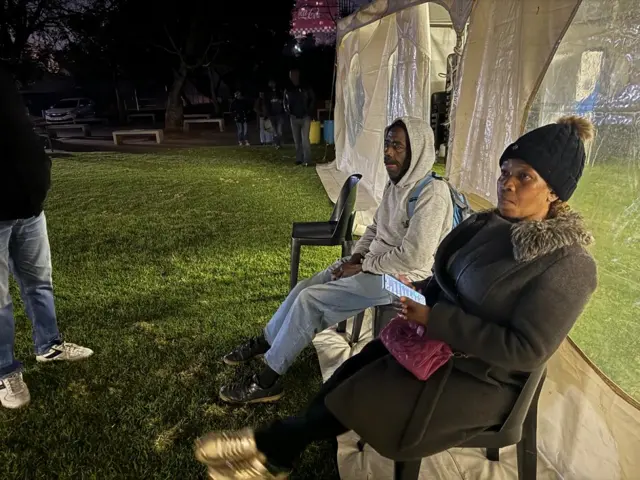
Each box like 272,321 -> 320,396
263,258 -> 393,375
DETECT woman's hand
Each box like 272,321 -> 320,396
396,275 -> 415,289
399,297 -> 431,326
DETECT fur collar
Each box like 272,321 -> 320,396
508,207 -> 594,263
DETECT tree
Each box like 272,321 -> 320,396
54,0 -> 295,128
109,1 -> 295,129
0,0 -> 101,84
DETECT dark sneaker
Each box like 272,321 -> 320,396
219,375 -> 284,404
223,337 -> 269,366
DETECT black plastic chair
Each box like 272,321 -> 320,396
386,366 -> 547,480
355,366 -> 547,479
289,174 -> 362,292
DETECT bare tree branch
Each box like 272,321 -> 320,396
151,41 -> 184,58
188,37 -> 226,69
200,46 -> 221,68
163,24 -> 182,56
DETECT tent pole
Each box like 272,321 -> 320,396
323,45 -> 339,162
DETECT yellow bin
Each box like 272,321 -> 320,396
309,120 -> 322,145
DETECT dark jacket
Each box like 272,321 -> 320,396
230,98 -> 251,123
0,68 -> 51,221
284,85 -> 315,119
265,89 -> 284,117
326,208 -> 597,461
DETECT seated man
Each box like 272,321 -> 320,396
220,116 -> 454,404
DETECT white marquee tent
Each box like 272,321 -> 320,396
314,0 -> 640,478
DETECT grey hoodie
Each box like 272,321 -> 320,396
353,117 -> 453,281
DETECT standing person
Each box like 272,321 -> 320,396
265,80 -> 285,149
284,69 -> 315,165
254,92 -> 272,146
0,68 -> 93,410
219,118 -> 454,404
195,116 -> 598,480
230,91 -> 250,146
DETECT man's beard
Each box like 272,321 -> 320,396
384,156 -> 399,168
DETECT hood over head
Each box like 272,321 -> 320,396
385,116 -> 436,187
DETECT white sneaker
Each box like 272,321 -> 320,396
36,342 -> 94,363
238,141 -> 243,146
244,140 -> 250,146
0,372 -> 31,409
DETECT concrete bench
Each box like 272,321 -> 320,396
112,129 -> 164,145
183,113 -> 212,120
46,123 -> 91,137
127,113 -> 156,123
183,118 -> 225,132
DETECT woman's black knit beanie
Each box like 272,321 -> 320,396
499,116 -> 595,201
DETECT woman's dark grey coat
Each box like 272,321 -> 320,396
325,208 -> 597,461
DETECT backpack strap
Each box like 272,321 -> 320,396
407,173 -> 435,219
432,172 -> 469,210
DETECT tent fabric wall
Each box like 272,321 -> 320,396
446,0 -> 584,204
327,0 -> 640,479
524,0 -> 639,406
334,3 -> 432,201
333,3 -> 457,203
337,0 -> 473,39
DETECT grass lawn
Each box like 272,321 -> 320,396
0,147 -> 637,479
1,147 -> 341,479
570,160 -> 640,400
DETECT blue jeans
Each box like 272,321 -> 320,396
290,116 -> 311,164
269,115 -> 284,147
263,258 -> 392,375
259,118 -> 273,144
236,122 -> 248,143
0,213 -> 61,378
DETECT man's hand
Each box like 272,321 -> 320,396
333,263 -> 362,280
347,253 -> 363,264
399,297 -> 431,326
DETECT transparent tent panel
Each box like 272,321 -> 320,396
525,0 -> 640,399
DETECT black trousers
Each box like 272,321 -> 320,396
254,340 -> 389,468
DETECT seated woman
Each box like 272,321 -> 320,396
194,116 -> 598,479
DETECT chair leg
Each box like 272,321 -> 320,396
394,460 -> 421,480
517,400 -> 539,480
289,239 -> 301,291
336,320 -> 347,334
372,306 -> 382,338
350,310 -> 365,344
486,448 -> 500,462
341,241 -> 353,257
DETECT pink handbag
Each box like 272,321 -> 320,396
380,316 -> 453,381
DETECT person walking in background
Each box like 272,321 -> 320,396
284,69 -> 315,165
230,91 -> 251,146
254,92 -> 272,146
0,67 -> 93,410
266,80 -> 285,149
